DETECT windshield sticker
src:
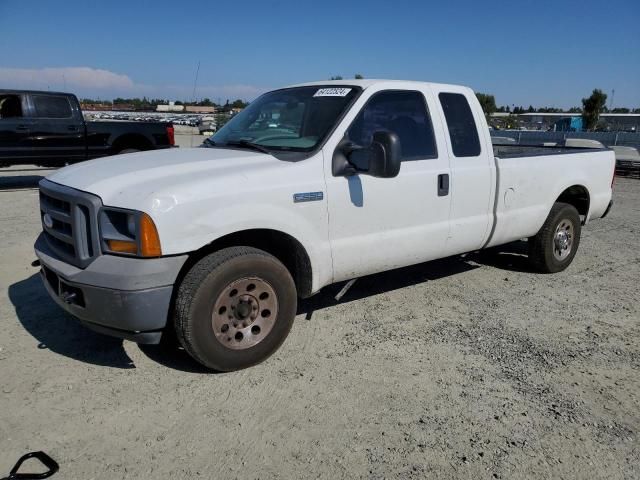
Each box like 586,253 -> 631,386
313,88 -> 352,97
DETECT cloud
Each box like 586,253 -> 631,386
0,66 -> 134,90
0,66 -> 267,101
135,82 -> 266,102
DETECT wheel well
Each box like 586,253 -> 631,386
180,229 -> 314,298
112,134 -> 153,152
556,185 -> 590,218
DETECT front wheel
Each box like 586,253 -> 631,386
528,202 -> 581,273
173,247 -> 297,371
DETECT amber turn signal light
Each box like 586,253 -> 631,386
139,213 -> 162,257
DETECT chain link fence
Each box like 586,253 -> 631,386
490,130 -> 640,150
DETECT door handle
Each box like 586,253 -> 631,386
16,125 -> 29,131
68,125 -> 79,131
437,174 -> 449,196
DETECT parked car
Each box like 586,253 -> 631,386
34,80 -> 615,371
611,145 -> 640,173
561,138 -> 605,149
491,136 -> 517,145
0,89 -> 175,167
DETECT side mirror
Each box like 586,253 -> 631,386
367,131 -> 401,178
332,131 -> 401,178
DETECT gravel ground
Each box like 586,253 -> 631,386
0,157 -> 638,479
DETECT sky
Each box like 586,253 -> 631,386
1,0 -> 639,108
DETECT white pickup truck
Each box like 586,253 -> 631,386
34,80 -> 615,371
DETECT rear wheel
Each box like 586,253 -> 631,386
528,202 -> 581,273
174,247 -> 297,371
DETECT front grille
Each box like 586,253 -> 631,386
39,179 -> 103,268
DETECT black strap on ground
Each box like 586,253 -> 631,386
1,451 -> 59,479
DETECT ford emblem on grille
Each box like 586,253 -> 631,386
43,213 -> 53,229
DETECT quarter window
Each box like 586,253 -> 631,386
32,95 -> 72,119
439,92 -> 481,157
347,90 -> 437,160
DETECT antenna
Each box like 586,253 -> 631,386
609,89 -> 615,110
62,73 -> 66,91
191,61 -> 201,103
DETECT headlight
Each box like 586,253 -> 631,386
99,208 -> 162,257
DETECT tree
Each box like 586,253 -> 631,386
231,99 -> 248,109
329,75 -> 343,80
354,73 -> 364,79
581,89 -> 607,130
475,93 -> 496,117
527,105 -> 535,113
611,107 -> 630,113
568,107 -> 582,113
537,107 -> 562,113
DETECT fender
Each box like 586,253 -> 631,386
155,201 -> 333,294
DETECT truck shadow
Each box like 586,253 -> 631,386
298,255 -> 480,319
8,243 -> 533,373
8,274 -> 135,369
138,254 -> 484,373
138,340 -> 213,374
298,242 -> 534,319
468,240 -> 535,273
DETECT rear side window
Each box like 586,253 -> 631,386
347,90 -> 437,160
439,92 -> 481,157
32,95 -> 72,118
0,94 -> 24,118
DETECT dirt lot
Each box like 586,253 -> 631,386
0,159 -> 638,479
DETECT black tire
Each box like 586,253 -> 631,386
118,148 -> 139,154
174,247 -> 297,371
528,202 -> 581,273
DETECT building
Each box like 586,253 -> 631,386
112,103 -> 135,111
80,103 -> 112,111
185,105 -> 216,113
156,102 -> 185,112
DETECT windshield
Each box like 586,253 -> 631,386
209,86 -> 360,152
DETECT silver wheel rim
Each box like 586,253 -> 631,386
553,218 -> 574,261
211,277 -> 278,350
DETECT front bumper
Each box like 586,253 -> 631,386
34,233 -> 188,344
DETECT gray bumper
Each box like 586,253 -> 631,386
34,233 -> 188,344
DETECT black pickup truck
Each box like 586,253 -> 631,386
0,89 -> 175,167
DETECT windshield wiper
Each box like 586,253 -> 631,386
202,138 -> 217,147
224,140 -> 272,154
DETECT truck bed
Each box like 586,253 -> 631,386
486,145 -> 615,250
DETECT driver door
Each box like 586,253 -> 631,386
324,87 -> 451,283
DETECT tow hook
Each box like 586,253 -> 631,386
61,292 -> 77,304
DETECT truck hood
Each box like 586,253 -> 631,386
47,147 -> 286,208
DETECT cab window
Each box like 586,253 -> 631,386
347,90 -> 437,161
438,92 -> 481,157
0,95 -> 23,119
31,95 -> 73,119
